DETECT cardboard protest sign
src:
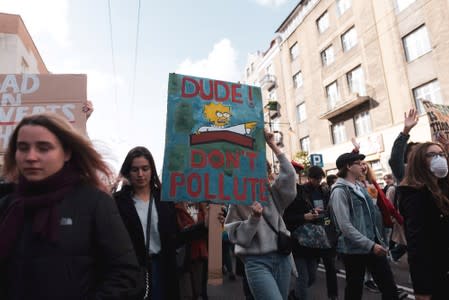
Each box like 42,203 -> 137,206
422,100 -> 449,141
161,73 -> 267,206
0,74 -> 88,151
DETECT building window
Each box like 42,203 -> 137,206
396,0 -> 416,12
332,122 -> 347,144
246,68 -> 251,78
317,11 -> 329,33
266,64 -> 274,75
413,79 -> 442,113
347,66 -> 366,96
290,42 -> 299,61
336,0 -> 351,16
268,89 -> 277,100
300,136 -> 311,153
326,81 -> 340,109
321,45 -> 335,66
21,58 -> 29,73
293,71 -> 303,88
341,26 -> 357,52
297,102 -> 307,122
250,63 -> 255,72
354,111 -> 372,136
403,25 -> 431,62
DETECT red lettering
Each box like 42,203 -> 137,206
259,179 -> 269,202
225,151 -> 240,169
199,79 -> 214,100
247,178 -> 259,202
181,77 -> 199,98
246,151 -> 257,170
208,150 -> 224,169
214,80 -> 229,102
218,173 -> 230,200
204,173 -> 216,200
187,173 -> 202,197
233,177 -> 246,201
191,148 -> 207,168
169,172 -> 185,197
231,84 -> 243,103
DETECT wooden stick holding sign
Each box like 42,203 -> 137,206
207,204 -> 223,285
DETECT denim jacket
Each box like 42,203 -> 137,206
329,178 -> 386,254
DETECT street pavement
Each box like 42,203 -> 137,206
207,255 -> 414,300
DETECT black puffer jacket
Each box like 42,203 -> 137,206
0,184 -> 142,300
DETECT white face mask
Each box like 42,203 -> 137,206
430,155 -> 448,178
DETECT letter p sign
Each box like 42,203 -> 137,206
310,154 -> 323,167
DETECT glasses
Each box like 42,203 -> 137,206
425,152 -> 447,158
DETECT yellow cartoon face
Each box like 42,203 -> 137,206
203,102 -> 231,126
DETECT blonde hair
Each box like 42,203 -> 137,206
3,113 -> 113,193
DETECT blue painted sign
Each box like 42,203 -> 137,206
161,73 -> 267,205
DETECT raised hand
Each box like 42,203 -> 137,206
250,201 -> 263,218
403,108 -> 419,135
351,137 -> 360,153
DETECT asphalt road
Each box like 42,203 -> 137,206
207,255 -> 414,300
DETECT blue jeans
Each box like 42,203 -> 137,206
244,253 -> 292,300
151,255 -> 162,300
294,256 -> 318,300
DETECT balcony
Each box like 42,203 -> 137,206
320,88 -> 373,120
260,74 -> 277,90
264,100 -> 280,119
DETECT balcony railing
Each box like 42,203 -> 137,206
320,87 -> 374,120
260,74 -> 277,89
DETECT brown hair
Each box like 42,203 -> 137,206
401,142 -> 449,215
361,162 -> 377,184
3,113 -> 113,193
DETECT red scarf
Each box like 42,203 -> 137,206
0,164 -> 80,262
372,180 -> 403,227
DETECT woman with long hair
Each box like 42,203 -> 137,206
225,130 -> 297,300
114,146 -> 179,300
398,142 -> 449,300
0,113 -> 141,300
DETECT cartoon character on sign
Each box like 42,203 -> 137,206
190,102 -> 257,149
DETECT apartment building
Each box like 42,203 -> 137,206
243,0 -> 449,178
0,13 -> 48,169
0,13 -> 48,74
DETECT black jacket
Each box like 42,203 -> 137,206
0,184 -> 142,300
114,186 -> 180,300
284,182 -> 332,257
398,185 -> 449,297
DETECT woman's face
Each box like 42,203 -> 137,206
425,144 -> 445,166
15,125 -> 70,181
360,161 -> 368,175
129,156 -> 152,190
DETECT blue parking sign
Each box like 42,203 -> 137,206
310,154 -> 323,167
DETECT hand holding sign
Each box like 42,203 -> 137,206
251,201 -> 263,218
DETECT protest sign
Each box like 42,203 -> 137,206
422,100 -> 449,141
0,74 -> 88,151
161,73 -> 266,206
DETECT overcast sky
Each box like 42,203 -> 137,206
2,0 -> 298,172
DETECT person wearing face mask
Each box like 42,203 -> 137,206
398,142 -> 449,300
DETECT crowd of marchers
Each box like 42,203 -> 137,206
0,107 -> 448,300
